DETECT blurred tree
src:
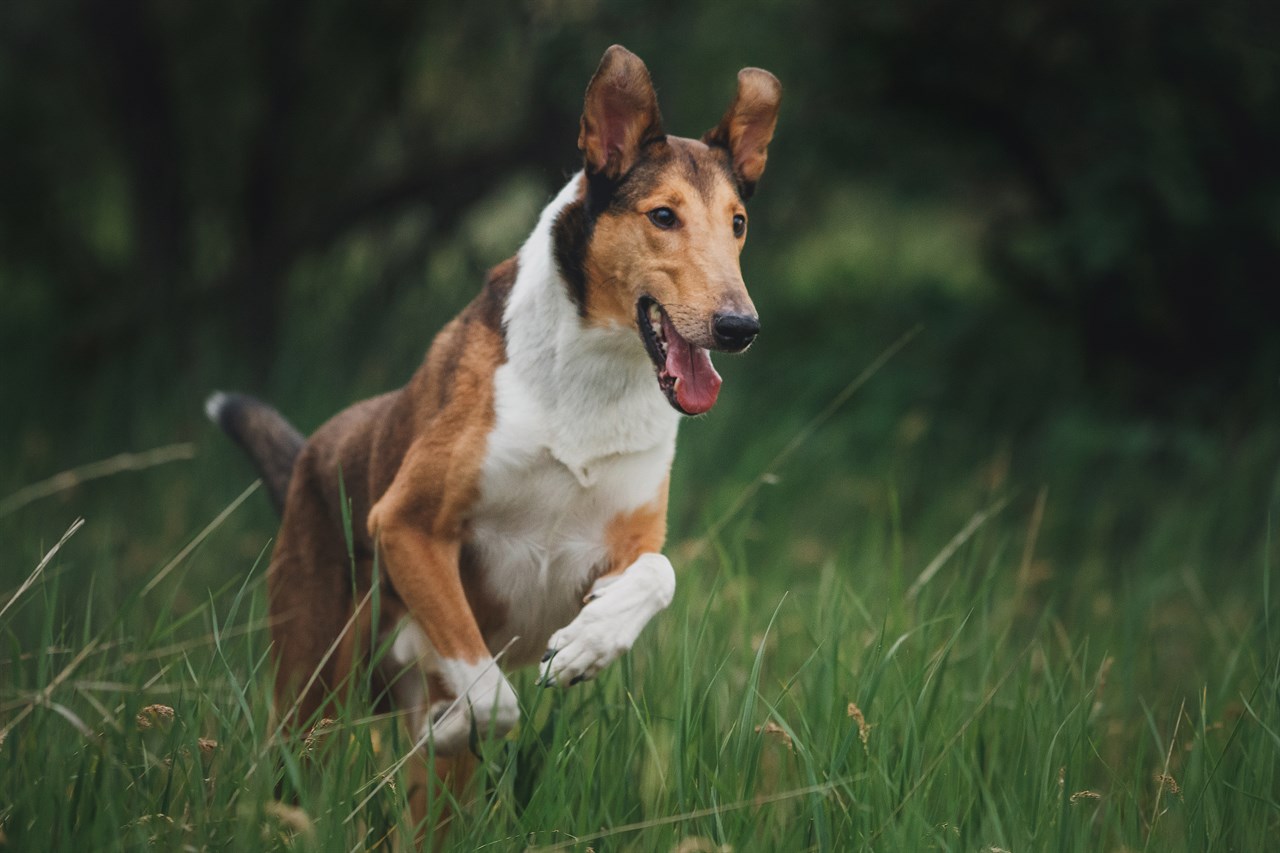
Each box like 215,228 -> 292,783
1,0 -> 1276,415
809,0 -> 1280,407
0,0 -> 576,375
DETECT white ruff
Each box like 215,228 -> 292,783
469,173 -> 681,666
501,173 -> 681,476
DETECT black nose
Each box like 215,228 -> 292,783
712,312 -> 760,351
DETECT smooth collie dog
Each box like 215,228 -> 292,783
209,42 -> 780,813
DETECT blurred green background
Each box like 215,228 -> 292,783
3,0 -> 1279,624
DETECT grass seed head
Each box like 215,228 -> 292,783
755,721 -> 793,751
303,718 -> 338,756
262,801 -> 316,842
847,701 -> 872,749
1153,773 -> 1181,795
135,704 -> 175,730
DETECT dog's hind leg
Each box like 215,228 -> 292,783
400,739 -> 477,846
395,750 -> 476,849
381,651 -> 477,847
268,464 -> 369,729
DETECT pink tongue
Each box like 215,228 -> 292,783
662,314 -> 722,414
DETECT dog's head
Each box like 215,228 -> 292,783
553,45 -> 781,415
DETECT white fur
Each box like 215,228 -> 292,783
471,173 -> 680,667
539,553 -> 676,685
390,173 -> 684,751
501,173 -> 681,479
388,618 -> 520,754
204,391 -> 228,424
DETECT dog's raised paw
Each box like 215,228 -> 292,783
538,621 -> 627,688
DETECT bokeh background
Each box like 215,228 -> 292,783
3,0 -> 1279,626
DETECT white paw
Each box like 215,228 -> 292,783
419,661 -> 519,754
539,553 -> 676,688
539,618 -> 630,687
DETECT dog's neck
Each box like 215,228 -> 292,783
500,173 -> 680,483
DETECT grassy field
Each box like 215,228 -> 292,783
3,185 -> 1279,850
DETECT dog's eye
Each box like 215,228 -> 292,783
732,214 -> 747,237
647,207 -> 678,229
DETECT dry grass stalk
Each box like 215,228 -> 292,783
0,444 -> 195,518
303,718 -> 339,755
847,701 -> 872,750
755,721 -> 793,751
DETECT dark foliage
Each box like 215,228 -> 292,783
805,0 -> 1280,407
2,0 -> 1277,416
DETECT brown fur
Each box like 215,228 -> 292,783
582,137 -> 756,346
599,480 -> 670,590
579,45 -> 665,180
704,68 -> 783,197
268,259 -> 516,722
216,45 -> 781,844
266,262 -> 518,843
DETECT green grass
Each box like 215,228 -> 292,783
3,344 -> 1278,851
3,181 -> 1278,849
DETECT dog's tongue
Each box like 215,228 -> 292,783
662,314 -> 722,414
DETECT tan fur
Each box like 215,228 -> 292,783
269,260 -> 515,724
363,334 -> 499,666
268,268 -> 515,847
705,69 -> 782,186
243,46 -> 780,845
583,138 -> 755,346
598,479 -> 670,590
579,46 -> 664,179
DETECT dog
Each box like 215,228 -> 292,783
208,42 -> 779,798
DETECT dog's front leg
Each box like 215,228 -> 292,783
539,553 -> 676,687
373,528 -> 520,753
369,445 -> 519,755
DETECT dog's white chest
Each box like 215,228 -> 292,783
468,363 -> 677,666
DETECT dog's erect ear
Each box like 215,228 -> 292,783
579,45 -> 665,180
703,68 -> 782,195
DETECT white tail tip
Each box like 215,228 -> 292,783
204,391 -> 229,424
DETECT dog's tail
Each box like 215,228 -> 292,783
205,392 -> 305,516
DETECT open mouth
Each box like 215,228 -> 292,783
637,297 -> 723,415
